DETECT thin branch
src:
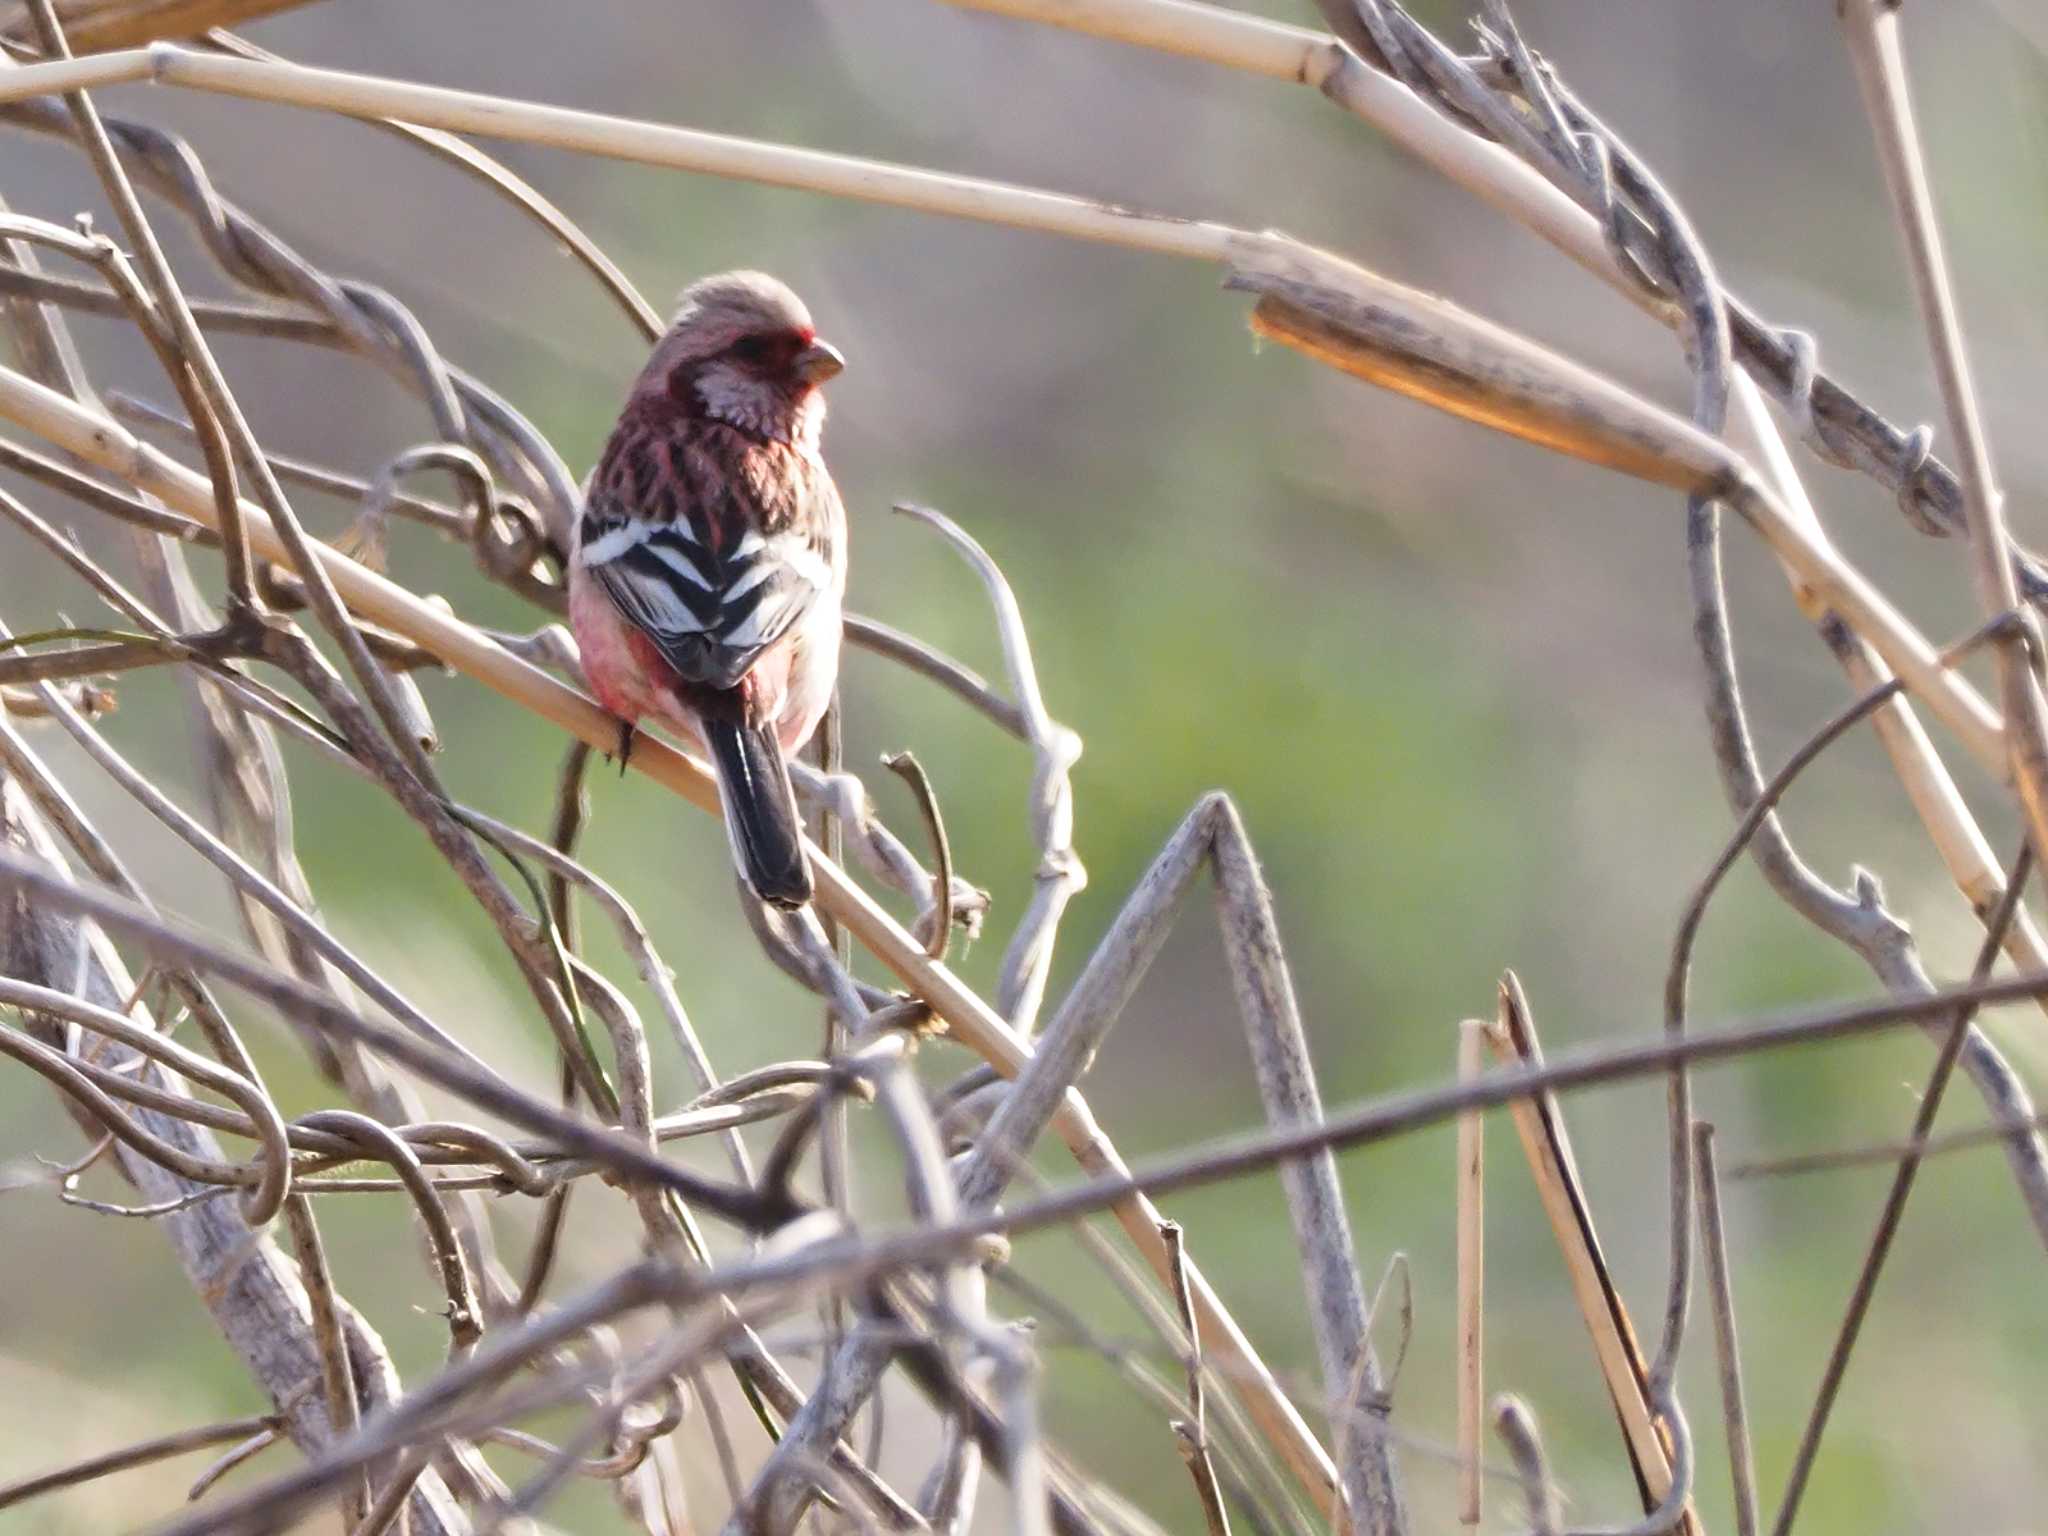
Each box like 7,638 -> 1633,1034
882,749 -> 955,962
280,1193 -> 367,1525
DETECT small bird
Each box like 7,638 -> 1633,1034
569,271 -> 848,909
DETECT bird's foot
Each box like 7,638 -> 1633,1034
604,717 -> 638,777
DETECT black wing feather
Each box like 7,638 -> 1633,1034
578,492 -> 830,690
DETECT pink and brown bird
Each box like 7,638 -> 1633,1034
569,272 -> 848,908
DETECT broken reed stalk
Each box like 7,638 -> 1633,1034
1486,976 -> 1703,1535
1233,255 -> 1999,778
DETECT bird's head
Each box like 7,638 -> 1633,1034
634,270 -> 845,447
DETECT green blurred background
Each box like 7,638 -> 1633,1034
4,0 -> 2048,1530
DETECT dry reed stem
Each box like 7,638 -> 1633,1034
0,45 -> 1238,256
1233,255 -> 2001,777
1208,796 -> 1402,1533
1838,0 -> 2048,872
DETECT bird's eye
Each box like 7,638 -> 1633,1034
730,336 -> 772,365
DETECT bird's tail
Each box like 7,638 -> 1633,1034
701,712 -> 812,909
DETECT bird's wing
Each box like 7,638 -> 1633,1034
578,480 -> 836,693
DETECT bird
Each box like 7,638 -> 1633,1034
568,271 -> 848,910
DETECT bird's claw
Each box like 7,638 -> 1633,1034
602,717 -> 637,777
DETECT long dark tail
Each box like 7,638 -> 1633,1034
701,714 -> 812,909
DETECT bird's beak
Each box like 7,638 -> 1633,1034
793,339 -> 846,385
